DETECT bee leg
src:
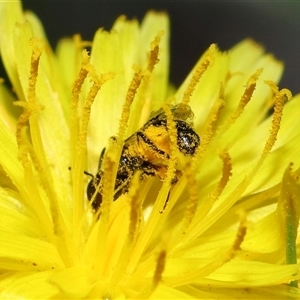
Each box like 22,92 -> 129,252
160,170 -> 182,213
171,169 -> 182,184
97,147 -> 106,169
159,190 -> 170,214
87,172 -> 103,212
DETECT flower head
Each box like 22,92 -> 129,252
0,1 -> 300,299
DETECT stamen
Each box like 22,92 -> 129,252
215,151 -> 233,197
201,151 -> 232,218
70,50 -> 89,160
193,86 -> 225,167
160,101 -> 178,211
262,81 -> 291,157
100,146 -> 116,219
229,68 -> 263,126
94,139 -> 117,276
148,30 -> 164,73
79,73 -> 114,149
207,69 -> 262,148
109,172 -> 143,287
152,249 -> 167,288
118,31 -> 162,142
128,172 -> 143,243
15,38 -> 55,242
70,50 -> 89,117
103,33 -> 163,279
127,30 -> 164,132
249,82 -> 291,177
194,82 -> 291,241
70,50 -> 90,229
165,212 -> 247,287
15,39 -> 43,153
118,65 -> 143,142
181,44 -> 214,106
71,49 -> 114,226
200,84 -> 225,137
181,151 -> 232,243
135,249 -> 167,299
277,164 -> 300,287
180,161 -> 199,235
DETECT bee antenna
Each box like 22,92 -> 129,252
68,167 -> 94,179
84,170 -> 94,178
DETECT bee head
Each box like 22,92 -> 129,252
176,120 -> 200,155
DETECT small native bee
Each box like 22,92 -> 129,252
87,104 -> 200,211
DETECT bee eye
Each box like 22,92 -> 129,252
87,173 -> 103,211
176,121 -> 200,155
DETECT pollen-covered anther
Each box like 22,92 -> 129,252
196,150 -> 232,224
231,210 -> 247,254
100,142 -> 119,218
153,249 -> 167,287
71,49 -> 90,112
165,213 -> 248,288
75,55 -> 114,149
15,38 -> 44,162
98,159 -> 115,219
230,68 -> 263,123
211,211 -> 247,267
29,37 -> 43,67
128,171 -> 143,243
118,31 -> 162,142
118,66 -> 143,142
163,103 -> 179,185
70,52 -> 114,224
148,30 -> 164,72
182,44 -> 215,106
92,142 -> 119,276
196,87 -> 225,163
71,51 -> 114,157
134,248 -> 167,299
180,161 -> 199,234
263,81 -> 292,156
216,150 -> 232,196
80,71 -> 115,136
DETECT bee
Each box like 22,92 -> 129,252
87,104 -> 200,211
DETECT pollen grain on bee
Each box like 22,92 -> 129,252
87,105 -> 201,212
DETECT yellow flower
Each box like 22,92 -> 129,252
0,0 -> 300,299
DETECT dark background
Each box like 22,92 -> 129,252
5,1 -> 300,94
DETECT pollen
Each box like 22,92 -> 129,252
164,102 -> 179,184
1,3 -> 300,298
197,151 -> 232,223
248,82 -> 292,183
13,37 -> 58,245
153,249 -> 167,286
181,44 -> 214,106
128,171 -> 143,243
228,68 -> 263,129
263,81 -> 292,157
165,213 -> 247,287
70,49 -> 114,225
180,161 -> 200,234
118,31 -> 162,143
194,87 -> 225,166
